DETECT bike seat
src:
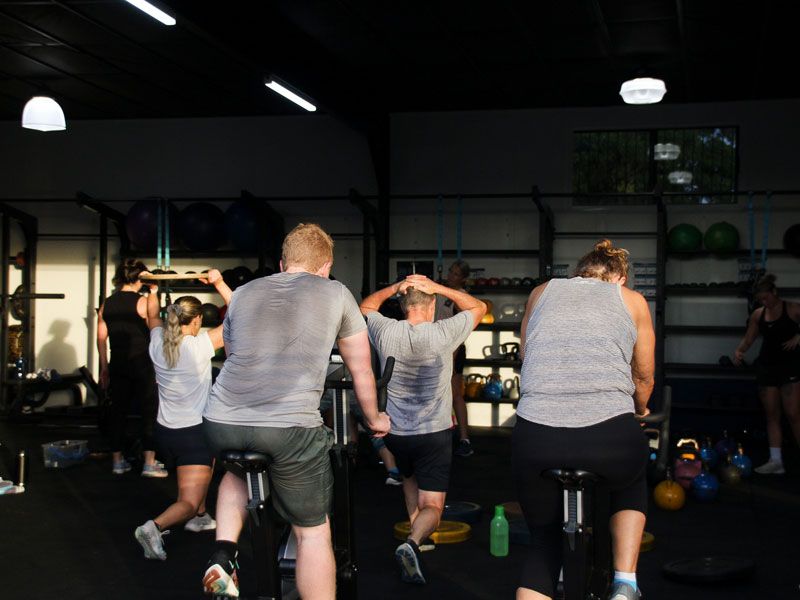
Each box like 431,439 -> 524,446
543,468 -> 601,487
221,450 -> 271,472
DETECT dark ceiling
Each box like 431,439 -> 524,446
0,0 -> 797,122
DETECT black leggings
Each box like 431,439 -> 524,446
109,360 -> 158,454
511,414 -> 649,596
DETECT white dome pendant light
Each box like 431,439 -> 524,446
22,95 -> 66,131
619,78 -> 667,105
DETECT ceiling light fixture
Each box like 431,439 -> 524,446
122,0 -> 176,26
265,76 -> 316,112
654,143 -> 680,161
668,171 -> 693,185
21,95 -> 66,132
619,77 -> 667,105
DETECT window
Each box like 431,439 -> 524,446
573,127 -> 738,204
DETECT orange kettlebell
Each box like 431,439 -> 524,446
464,374 -> 485,400
480,299 -> 495,324
653,468 -> 686,511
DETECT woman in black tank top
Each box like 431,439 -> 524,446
734,274 -> 800,475
97,259 -> 165,477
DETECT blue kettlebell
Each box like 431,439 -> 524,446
483,374 -> 503,402
731,443 -> 752,478
700,437 -> 718,469
691,469 -> 720,502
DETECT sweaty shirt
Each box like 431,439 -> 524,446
204,272 -> 366,428
366,311 -> 473,435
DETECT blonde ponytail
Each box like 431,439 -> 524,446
161,296 -> 202,369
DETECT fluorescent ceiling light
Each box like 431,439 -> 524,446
265,77 -> 317,112
22,96 -> 66,132
668,171 -> 693,185
122,0 -> 176,26
619,77 -> 666,105
654,143 -> 680,161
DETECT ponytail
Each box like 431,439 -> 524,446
573,239 -> 630,282
161,296 -> 202,369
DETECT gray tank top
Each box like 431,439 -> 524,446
516,277 -> 637,427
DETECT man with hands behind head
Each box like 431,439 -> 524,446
359,274 -> 485,585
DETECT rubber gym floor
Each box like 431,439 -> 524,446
1,422 -> 798,600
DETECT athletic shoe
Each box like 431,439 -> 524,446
754,459 -> 785,475
608,581 -> 641,600
185,513 -> 217,532
395,540 -> 426,584
141,463 -> 169,478
112,460 -> 132,475
454,439 -> 474,458
203,556 -> 240,597
385,471 -> 403,486
134,520 -> 169,560
418,537 -> 436,552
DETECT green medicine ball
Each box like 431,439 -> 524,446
704,222 -> 739,253
668,223 -> 703,253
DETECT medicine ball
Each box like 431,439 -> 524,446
783,224 -> 800,256
667,223 -> 702,253
177,202 -> 226,252
126,199 -> 179,250
231,266 -> 253,288
704,222 -> 739,253
201,303 -> 221,327
225,201 -> 260,252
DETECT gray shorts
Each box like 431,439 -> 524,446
204,419 -> 334,527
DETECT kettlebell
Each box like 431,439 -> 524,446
503,377 -> 520,401
653,468 -> 686,511
464,374 -> 485,400
714,430 -> 736,459
691,467 -> 720,502
501,342 -> 520,361
699,436 -> 719,469
483,374 -> 503,401
480,299 -> 495,324
731,443 -> 752,477
500,277 -> 511,286
718,455 -> 742,486
511,277 -> 523,287
482,345 -> 503,360
500,304 -> 516,320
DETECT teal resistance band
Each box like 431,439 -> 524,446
156,199 -> 163,271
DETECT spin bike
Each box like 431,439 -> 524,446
545,388 -> 671,600
220,353 -> 394,600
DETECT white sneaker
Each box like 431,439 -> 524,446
185,513 -> 217,532
754,459 -> 785,475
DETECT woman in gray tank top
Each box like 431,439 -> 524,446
512,240 -> 655,600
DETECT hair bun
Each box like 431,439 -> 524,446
594,239 -> 613,252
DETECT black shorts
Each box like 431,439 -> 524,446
385,429 -> 452,492
756,361 -> 800,388
155,422 -> 214,468
453,344 -> 466,375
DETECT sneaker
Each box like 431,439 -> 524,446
134,520 -> 169,560
395,540 -> 426,584
608,581 -> 641,600
418,537 -> 436,552
141,463 -> 169,478
203,556 -> 240,597
112,460 -> 132,475
754,459 -> 785,475
454,439 -> 474,458
185,513 -> 217,532
385,471 -> 403,486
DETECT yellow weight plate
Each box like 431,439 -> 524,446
640,531 -> 655,552
393,520 -> 472,544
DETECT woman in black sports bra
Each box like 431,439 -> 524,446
734,274 -> 800,475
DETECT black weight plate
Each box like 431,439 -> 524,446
442,501 -> 482,524
662,556 -> 755,584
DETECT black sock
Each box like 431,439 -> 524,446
405,538 -> 421,555
196,511 -> 206,517
208,540 -> 239,570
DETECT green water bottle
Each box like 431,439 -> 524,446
490,504 -> 509,557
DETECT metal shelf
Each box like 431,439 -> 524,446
464,358 -> 521,369
475,322 -> 522,332
665,325 -> 746,335
555,231 -> 657,238
120,249 -> 261,259
667,249 -> 793,259
665,285 -> 800,297
389,249 -> 539,257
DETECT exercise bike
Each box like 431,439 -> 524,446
545,387 -> 672,600
219,353 -> 394,600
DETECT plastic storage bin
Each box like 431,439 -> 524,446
42,439 -> 88,469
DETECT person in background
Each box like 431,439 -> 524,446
133,269 -> 232,560
97,259 -> 166,478
513,240 -> 654,600
734,273 -> 800,474
434,260 -> 474,457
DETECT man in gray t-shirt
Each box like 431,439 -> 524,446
360,274 -> 484,585
201,224 -> 390,600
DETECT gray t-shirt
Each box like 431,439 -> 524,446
366,310 -> 474,435
204,272 -> 366,427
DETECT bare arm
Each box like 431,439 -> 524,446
404,275 -> 486,328
337,330 -> 390,436
96,305 -> 109,390
734,309 -> 762,363
519,282 -> 548,361
200,269 -> 233,306
359,282 -> 402,316
623,289 -> 655,416
145,282 -> 163,330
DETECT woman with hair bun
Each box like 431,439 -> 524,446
512,239 -> 655,600
98,259 -> 165,477
734,273 -> 800,475
133,269 -> 232,561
